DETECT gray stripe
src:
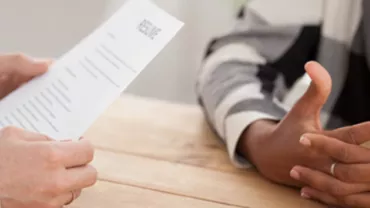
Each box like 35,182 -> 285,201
227,99 -> 287,119
199,8 -> 305,122
208,61 -> 260,106
274,74 -> 288,102
200,61 -> 261,119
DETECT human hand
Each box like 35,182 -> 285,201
0,127 -> 97,207
0,199 -> 54,208
0,53 -> 50,99
238,61 -> 336,186
238,61 -> 370,188
291,133 -> 370,208
1,190 -> 80,208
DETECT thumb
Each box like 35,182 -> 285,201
290,61 -> 332,122
0,54 -> 49,76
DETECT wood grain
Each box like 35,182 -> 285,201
71,181 -> 237,208
92,149 -> 324,208
85,95 -> 240,173
82,95 -> 324,208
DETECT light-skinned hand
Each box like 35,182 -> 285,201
0,54 -> 97,207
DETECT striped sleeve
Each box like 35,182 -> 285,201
196,0 -> 323,167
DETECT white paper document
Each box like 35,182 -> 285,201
0,0 -> 183,140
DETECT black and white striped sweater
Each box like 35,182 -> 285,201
197,0 -> 367,167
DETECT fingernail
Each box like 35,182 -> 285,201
33,58 -> 53,68
34,58 -> 53,63
290,169 -> 300,180
301,192 -> 311,199
300,135 -> 311,147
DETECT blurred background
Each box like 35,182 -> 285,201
0,0 -> 245,104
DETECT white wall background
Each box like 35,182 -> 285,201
0,0 -> 238,104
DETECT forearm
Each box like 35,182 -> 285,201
197,38 -> 288,166
197,0 -> 321,167
197,59 -> 286,166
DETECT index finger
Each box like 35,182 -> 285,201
63,165 -> 97,191
53,139 -> 95,168
0,54 -> 49,76
301,133 -> 370,163
325,122 -> 370,145
291,166 -> 370,196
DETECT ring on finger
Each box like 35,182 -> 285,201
330,162 -> 338,177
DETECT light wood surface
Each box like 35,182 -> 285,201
72,94 -> 324,208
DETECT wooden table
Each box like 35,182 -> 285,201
70,95 -> 324,208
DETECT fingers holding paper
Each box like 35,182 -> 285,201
0,53 -> 51,75
0,53 -> 51,99
49,138 -> 95,168
0,127 -> 97,207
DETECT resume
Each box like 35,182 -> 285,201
0,0 -> 183,140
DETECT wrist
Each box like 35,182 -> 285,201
237,119 -> 278,165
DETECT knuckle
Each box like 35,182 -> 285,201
328,184 -> 349,196
336,144 -> 351,162
336,165 -> 357,183
346,127 -> 357,145
337,167 -> 352,182
45,146 -> 63,165
38,180 -> 62,198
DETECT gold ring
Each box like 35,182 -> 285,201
65,190 -> 77,205
330,162 -> 337,177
